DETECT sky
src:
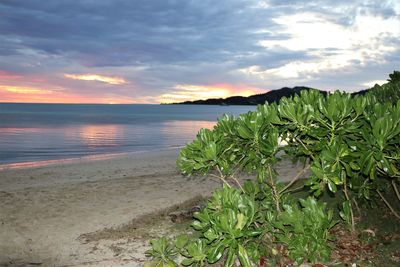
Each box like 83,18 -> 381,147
0,0 -> 399,104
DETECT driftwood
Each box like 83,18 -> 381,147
168,204 -> 205,223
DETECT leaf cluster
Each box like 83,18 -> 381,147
148,75 -> 400,266
273,197 -> 336,264
146,185 -> 336,266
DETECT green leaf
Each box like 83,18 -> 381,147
174,235 -> 188,250
204,228 -> 218,242
207,242 -> 226,263
235,213 -> 247,230
181,258 -> 193,266
349,161 -> 360,171
204,142 -> 217,161
224,247 -> 236,267
191,220 -> 205,231
238,244 -> 252,267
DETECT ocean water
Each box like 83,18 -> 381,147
0,103 -> 255,167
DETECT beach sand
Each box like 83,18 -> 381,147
0,149 -> 310,266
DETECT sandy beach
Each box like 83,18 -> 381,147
0,149 -> 309,267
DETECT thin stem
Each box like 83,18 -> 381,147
314,116 -> 331,129
329,121 -> 336,145
216,165 -> 244,192
349,114 -> 360,124
230,174 -> 245,193
279,164 -> 310,194
229,154 -> 246,179
295,137 -> 315,160
283,184 -> 305,194
210,173 -> 231,188
385,155 -> 400,160
343,181 -> 355,232
352,198 -> 361,216
216,165 -> 224,177
377,190 -> 400,220
268,164 -> 280,213
392,180 -> 400,202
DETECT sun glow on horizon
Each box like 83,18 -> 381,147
159,83 -> 264,103
0,85 -> 54,94
0,84 -> 135,104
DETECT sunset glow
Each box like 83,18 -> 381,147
0,70 -> 21,79
159,84 -> 264,103
0,84 -> 134,104
64,74 -> 128,85
0,85 -> 53,94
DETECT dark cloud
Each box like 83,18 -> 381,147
0,0 -> 274,66
0,0 -> 399,100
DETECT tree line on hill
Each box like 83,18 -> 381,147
169,71 -> 399,105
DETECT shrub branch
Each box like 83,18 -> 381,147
377,190 -> 400,220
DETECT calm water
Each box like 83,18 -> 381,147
0,103 -> 254,167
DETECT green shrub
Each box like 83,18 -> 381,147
191,185 -> 262,266
145,236 -> 178,267
146,186 -> 336,266
273,197 -> 336,264
147,73 -> 400,266
367,70 -> 400,104
368,82 -> 400,105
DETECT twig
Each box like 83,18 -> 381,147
343,181 -> 355,232
295,137 -> 315,160
226,155 -> 246,192
283,184 -> 305,194
230,174 -> 245,193
352,198 -> 361,216
215,166 -> 243,193
392,180 -> 400,202
209,173 -> 231,188
267,165 -> 280,213
279,164 -> 310,194
377,190 -> 400,220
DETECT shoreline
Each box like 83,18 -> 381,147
0,149 -> 309,266
0,146 -> 185,171
0,148 -> 182,191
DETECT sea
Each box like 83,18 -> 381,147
0,103 -> 255,168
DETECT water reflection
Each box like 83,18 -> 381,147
78,124 -> 123,148
0,127 -> 45,135
0,120 -> 217,168
160,120 -> 216,144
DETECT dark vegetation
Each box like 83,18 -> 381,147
171,86 -> 317,105
146,71 -> 400,266
170,72 -> 400,106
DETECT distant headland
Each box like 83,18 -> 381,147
166,86 -> 370,105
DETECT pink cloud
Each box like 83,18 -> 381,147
0,70 -> 21,79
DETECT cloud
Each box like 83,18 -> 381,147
0,70 -> 21,79
0,85 -> 53,94
0,83 -> 135,104
362,79 -> 388,87
64,74 -> 128,85
251,11 -> 399,80
0,0 -> 399,102
0,0 -> 268,67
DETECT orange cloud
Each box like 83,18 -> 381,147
64,73 -> 128,85
159,83 -> 264,103
0,85 -> 53,94
0,84 -> 134,104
